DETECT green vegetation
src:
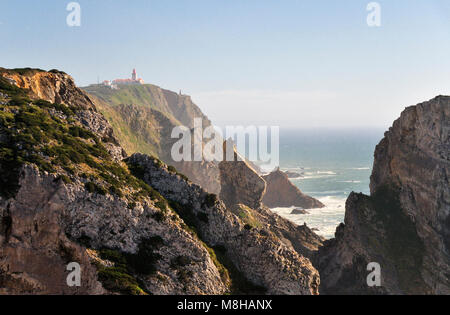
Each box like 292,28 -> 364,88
167,165 -> 189,181
167,198 -> 264,294
9,68 -> 45,75
0,77 -> 28,98
82,85 -> 170,158
204,193 -> 218,208
96,237 -> 164,295
0,78 -> 162,203
233,205 -> 262,230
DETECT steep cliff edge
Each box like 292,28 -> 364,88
82,84 -> 221,194
127,153 -> 321,294
0,68 -> 321,295
316,96 -> 450,294
262,169 -> 324,209
0,68 -> 225,294
218,146 -> 324,260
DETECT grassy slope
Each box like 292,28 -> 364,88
82,84 -> 182,158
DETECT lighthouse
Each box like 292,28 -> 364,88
132,68 -> 137,81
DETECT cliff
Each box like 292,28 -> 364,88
128,153 -> 320,294
82,84 -> 221,194
0,68 -> 225,294
316,96 -> 450,294
218,145 -> 324,259
0,68 -> 321,295
262,169 -> 324,209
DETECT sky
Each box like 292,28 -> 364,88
1,0 -> 450,128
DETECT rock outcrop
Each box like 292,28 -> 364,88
0,68 -> 94,110
0,68 -> 226,295
127,153 -> 321,295
262,169 -> 324,209
316,96 -> 450,295
218,147 -> 324,259
83,84 -> 221,194
0,67 -> 322,295
219,149 -> 266,210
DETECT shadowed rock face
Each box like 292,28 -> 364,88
262,169 -> 324,209
0,68 -> 321,295
218,147 -> 324,260
219,150 -> 267,210
316,96 -> 450,295
0,69 -> 227,295
128,153 -> 321,295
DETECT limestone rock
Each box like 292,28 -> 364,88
316,96 -> 450,295
128,153 -> 321,295
219,149 -> 266,210
262,169 -> 324,209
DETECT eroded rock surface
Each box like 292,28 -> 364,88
316,96 -> 450,295
128,153 -> 321,295
262,169 -> 324,209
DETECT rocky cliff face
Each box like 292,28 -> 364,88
0,68 -> 226,295
0,68 -> 322,295
262,169 -> 324,209
83,84 -> 221,194
1,165 -> 226,295
219,149 -> 267,210
218,146 -> 324,259
1,68 -> 94,110
127,153 -> 321,295
316,96 -> 450,295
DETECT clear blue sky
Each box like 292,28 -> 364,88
1,0 -> 450,127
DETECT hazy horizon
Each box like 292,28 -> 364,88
2,0 -> 450,128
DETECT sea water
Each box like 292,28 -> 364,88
268,128 -> 384,239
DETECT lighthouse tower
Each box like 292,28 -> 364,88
132,69 -> 137,81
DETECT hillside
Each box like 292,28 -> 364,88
0,68 -> 320,295
82,84 -> 221,194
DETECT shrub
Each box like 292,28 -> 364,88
84,182 -> 107,195
197,212 -> 209,223
204,194 -> 217,208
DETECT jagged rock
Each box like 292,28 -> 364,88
128,153 -> 321,295
0,67 -> 324,295
0,68 -> 94,110
0,68 -> 125,161
83,85 -> 221,194
0,68 -> 227,295
316,96 -> 450,295
262,169 -> 324,209
217,146 -> 324,259
285,171 -> 303,178
0,165 -> 226,295
291,209 -> 309,215
219,148 -> 266,210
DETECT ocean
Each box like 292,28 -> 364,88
268,128 -> 385,239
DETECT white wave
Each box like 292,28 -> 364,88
317,171 -> 337,175
298,174 -> 335,180
271,196 -> 346,239
349,167 -> 371,170
338,180 -> 362,183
